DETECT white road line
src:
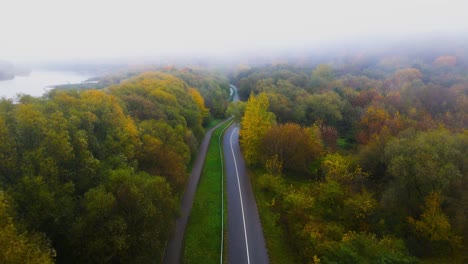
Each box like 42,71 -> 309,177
230,127 -> 250,264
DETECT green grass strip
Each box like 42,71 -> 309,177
205,118 -> 223,130
183,119 -> 233,264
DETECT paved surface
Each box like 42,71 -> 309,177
224,85 -> 269,264
162,119 -> 229,264
163,85 -> 268,264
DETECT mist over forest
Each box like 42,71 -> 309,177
1,0 -> 467,263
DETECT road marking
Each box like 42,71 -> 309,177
230,126 -> 250,264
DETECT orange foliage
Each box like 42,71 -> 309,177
394,68 -> 423,87
434,56 -> 457,67
357,105 -> 390,144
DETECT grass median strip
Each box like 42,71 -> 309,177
183,119 -> 232,264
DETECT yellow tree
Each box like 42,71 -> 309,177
188,87 -> 209,124
408,191 -> 462,252
240,93 -> 275,165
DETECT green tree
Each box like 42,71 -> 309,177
321,232 -> 416,264
299,92 -> 345,126
72,169 -> 177,263
0,191 -> 55,264
226,101 -> 246,123
309,64 -> 334,92
383,129 -> 465,216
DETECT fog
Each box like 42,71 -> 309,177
1,0 -> 468,63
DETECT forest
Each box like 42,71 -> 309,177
232,52 -> 467,263
0,46 -> 467,263
0,69 -> 230,263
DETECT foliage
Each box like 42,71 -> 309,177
0,191 -> 55,264
0,70 -> 222,262
72,169 -> 177,263
167,67 -> 230,119
382,129 -> 465,218
232,50 -> 468,263
321,232 -> 417,264
226,101 -> 246,123
239,93 -> 276,165
262,123 -> 323,177
407,191 -> 462,256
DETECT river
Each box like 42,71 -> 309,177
0,70 -> 91,99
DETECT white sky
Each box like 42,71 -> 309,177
1,0 -> 467,61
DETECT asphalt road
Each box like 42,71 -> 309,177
163,85 -> 268,264
224,86 -> 269,264
162,119 -> 230,264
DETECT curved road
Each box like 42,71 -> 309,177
163,85 -> 268,264
223,86 -> 269,264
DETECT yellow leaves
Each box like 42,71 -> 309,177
303,223 -> 323,243
361,106 -> 390,130
78,90 -> 140,160
358,105 -> 391,144
341,231 -> 356,242
150,89 -> 177,106
240,93 -> 276,165
265,154 -> 283,175
408,191 -> 460,245
188,87 -> 209,122
322,154 -> 368,184
16,104 -> 47,128
344,190 -> 377,221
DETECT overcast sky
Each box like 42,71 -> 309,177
1,0 -> 467,62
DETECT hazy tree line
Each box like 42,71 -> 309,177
0,60 -> 31,81
0,71 -> 229,263
234,54 -> 467,263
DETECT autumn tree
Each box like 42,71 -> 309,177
110,72 -> 204,139
433,56 -> 457,67
137,120 -> 189,188
240,93 -> 276,165
188,87 -> 209,124
394,68 -> 423,87
262,123 -> 323,176
408,191 -> 462,256
356,105 -> 390,144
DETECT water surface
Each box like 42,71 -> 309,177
0,70 -> 90,99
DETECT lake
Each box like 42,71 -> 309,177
0,70 -> 91,99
